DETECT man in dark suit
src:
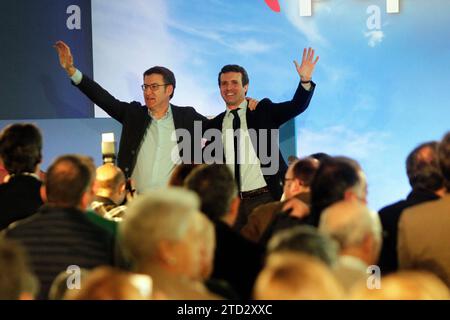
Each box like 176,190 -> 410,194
6,155 -> 115,300
0,123 -> 43,230
378,141 -> 444,275
54,41 -> 207,194
203,48 -> 318,230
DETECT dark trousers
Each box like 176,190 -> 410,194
233,192 -> 274,232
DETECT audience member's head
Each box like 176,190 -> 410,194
350,271 -> 450,300
48,268 -> 90,300
95,163 -> 127,205
195,213 -> 216,281
267,225 -> 338,267
168,163 -> 202,187
438,131 -> 450,191
65,266 -> 152,300
406,141 -> 444,193
0,123 -> 42,175
185,164 -> 239,226
309,152 -> 331,163
319,200 -> 382,266
0,239 -> 38,300
283,157 -> 319,199
310,156 -> 367,226
120,188 -> 203,279
44,155 -> 96,209
253,252 -> 345,300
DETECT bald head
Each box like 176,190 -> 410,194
319,200 -> 382,265
350,271 -> 450,300
254,253 -> 345,300
95,164 -> 126,204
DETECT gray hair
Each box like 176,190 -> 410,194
119,187 -> 200,264
318,201 -> 382,250
267,225 -> 339,267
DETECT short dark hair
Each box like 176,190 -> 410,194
218,65 -> 249,88
310,157 -> 363,226
46,155 -> 96,207
0,123 -> 42,174
168,164 -> 201,187
0,239 -> 34,299
143,66 -> 176,99
267,225 -> 338,267
438,132 -> 450,191
406,141 -> 443,192
184,164 -> 237,221
291,158 -> 319,187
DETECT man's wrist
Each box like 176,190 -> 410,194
66,65 -> 76,77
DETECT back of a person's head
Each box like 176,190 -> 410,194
65,266 -> 152,300
319,200 -> 382,262
310,156 -> 364,225
120,187 -> 200,266
45,154 -> 95,208
267,225 -> 338,267
309,152 -> 331,163
195,213 -> 216,281
350,271 -> 450,300
0,239 -> 37,300
168,163 -> 201,187
184,164 -> 237,221
438,131 -> 450,191
406,141 -> 444,192
291,157 -> 319,187
48,268 -> 90,300
253,252 -> 345,300
0,123 -> 42,175
95,163 -> 126,193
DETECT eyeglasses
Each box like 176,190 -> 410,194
141,83 -> 169,92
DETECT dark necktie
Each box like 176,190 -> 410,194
230,109 -> 241,192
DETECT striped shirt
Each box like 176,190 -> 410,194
6,206 -> 115,300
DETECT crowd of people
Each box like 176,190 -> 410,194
0,40 -> 449,300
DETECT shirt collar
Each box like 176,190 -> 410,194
226,99 -> 248,117
148,104 -> 172,120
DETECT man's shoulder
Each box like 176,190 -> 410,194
401,196 -> 448,226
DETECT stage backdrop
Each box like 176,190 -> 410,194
0,0 -> 94,119
1,0 -> 450,210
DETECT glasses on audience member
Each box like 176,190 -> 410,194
141,83 -> 169,92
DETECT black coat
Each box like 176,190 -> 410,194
75,75 -> 207,178
0,175 -> 42,230
204,82 -> 315,200
378,189 -> 440,274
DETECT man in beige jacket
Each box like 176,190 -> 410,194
398,131 -> 450,287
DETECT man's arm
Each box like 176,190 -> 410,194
268,48 -> 319,127
54,41 -> 133,122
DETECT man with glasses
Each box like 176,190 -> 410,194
54,41 -> 207,193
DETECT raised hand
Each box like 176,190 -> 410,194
53,40 -> 76,77
246,97 -> 260,111
293,47 -> 319,82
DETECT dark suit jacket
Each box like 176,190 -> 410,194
203,81 -> 315,200
212,220 -> 264,300
378,189 -> 439,274
6,206 -> 115,300
75,75 -> 207,178
0,175 -> 43,230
